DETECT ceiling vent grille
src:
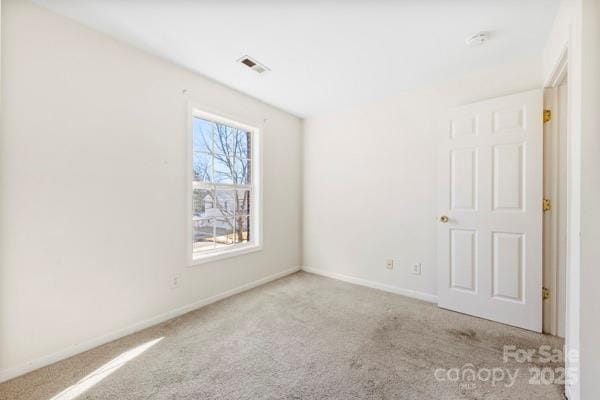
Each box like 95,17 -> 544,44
465,32 -> 491,46
237,55 -> 270,74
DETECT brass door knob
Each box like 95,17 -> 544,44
440,216 -> 449,223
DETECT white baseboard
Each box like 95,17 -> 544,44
0,266 -> 301,383
302,266 -> 438,303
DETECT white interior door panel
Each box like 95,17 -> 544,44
437,89 -> 543,332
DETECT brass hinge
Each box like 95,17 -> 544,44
542,287 -> 550,300
543,198 -> 551,212
543,109 -> 552,123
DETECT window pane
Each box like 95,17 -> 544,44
233,158 -> 251,185
214,155 -> 234,184
215,218 -> 235,247
193,218 -> 214,252
212,123 -> 235,156
193,188 -> 214,217
232,130 -> 251,159
235,215 -> 250,243
193,152 -> 212,182
214,188 -> 235,217
234,189 -> 251,215
193,118 -> 214,153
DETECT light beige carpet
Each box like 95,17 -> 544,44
0,271 -> 564,400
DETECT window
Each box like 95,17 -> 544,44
190,109 -> 260,263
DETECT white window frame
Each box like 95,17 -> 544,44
187,104 -> 263,266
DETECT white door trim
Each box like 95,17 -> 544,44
544,41 -> 581,400
542,79 -> 568,337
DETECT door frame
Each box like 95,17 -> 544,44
542,61 -> 568,337
544,45 -> 581,399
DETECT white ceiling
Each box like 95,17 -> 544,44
33,0 -> 559,117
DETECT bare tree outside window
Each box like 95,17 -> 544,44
192,116 -> 253,255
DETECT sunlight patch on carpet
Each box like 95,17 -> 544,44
48,337 -> 164,400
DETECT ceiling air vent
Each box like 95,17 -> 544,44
237,55 -> 270,74
465,31 -> 491,47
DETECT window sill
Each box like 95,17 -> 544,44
188,243 -> 262,266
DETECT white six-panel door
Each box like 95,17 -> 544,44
437,90 -> 543,332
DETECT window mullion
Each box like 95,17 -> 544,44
213,183 -> 252,189
211,127 -> 215,186
233,184 -> 237,243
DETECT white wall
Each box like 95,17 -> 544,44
542,3 -> 582,397
579,0 -> 600,398
543,0 -> 600,398
542,1 -> 582,398
303,59 -> 542,300
0,0 -> 302,380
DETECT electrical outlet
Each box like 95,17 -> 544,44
170,273 -> 181,289
411,263 -> 421,275
386,259 -> 394,270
